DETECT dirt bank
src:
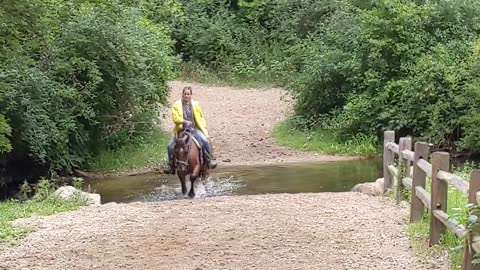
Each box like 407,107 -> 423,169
0,193 -> 448,270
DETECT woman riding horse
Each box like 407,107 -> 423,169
164,86 -> 217,175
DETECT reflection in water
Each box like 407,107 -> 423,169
84,159 -> 382,203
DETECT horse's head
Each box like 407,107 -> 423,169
174,132 -> 191,174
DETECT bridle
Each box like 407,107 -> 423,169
175,129 -> 194,171
175,154 -> 189,168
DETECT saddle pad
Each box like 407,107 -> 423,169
191,136 -> 202,150
190,136 -> 204,165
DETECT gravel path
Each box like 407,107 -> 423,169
0,193 -> 447,270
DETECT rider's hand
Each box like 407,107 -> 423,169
183,120 -> 192,126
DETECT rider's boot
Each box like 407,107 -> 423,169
204,151 -> 217,169
163,159 -> 176,174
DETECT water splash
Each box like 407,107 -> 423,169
143,176 -> 245,202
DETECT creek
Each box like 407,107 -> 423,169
84,159 -> 383,203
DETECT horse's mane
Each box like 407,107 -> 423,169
176,129 -> 194,147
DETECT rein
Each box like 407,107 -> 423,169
175,130 -> 194,169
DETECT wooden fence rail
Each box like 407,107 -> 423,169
383,131 -> 480,270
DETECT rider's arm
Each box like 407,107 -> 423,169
172,103 -> 184,125
194,103 -> 209,137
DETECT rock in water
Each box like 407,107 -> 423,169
53,186 -> 101,205
351,178 -> 384,196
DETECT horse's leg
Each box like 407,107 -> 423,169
200,145 -> 210,181
202,164 -> 209,181
188,175 -> 197,198
179,174 -> 187,195
189,165 -> 201,198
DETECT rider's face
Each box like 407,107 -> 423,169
182,90 -> 192,103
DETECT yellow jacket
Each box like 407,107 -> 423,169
171,99 -> 209,138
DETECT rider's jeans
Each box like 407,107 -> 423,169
193,129 -> 211,155
168,129 -> 211,160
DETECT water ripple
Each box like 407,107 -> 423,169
143,176 -> 245,202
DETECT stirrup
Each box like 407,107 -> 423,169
208,159 -> 217,169
203,151 -> 216,169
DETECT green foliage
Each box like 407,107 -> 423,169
0,115 -> 11,154
272,120 -> 379,156
175,0 -> 346,85
89,129 -> 170,172
292,0 -> 480,151
0,0 -> 176,190
72,177 -> 84,190
173,0 -> 480,154
453,161 -> 478,180
404,164 -> 480,269
406,192 -> 466,269
407,217 -> 463,269
19,180 -> 32,200
32,178 -> 55,202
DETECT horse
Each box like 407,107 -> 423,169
173,127 -> 209,198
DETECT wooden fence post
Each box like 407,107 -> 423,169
463,170 -> 480,270
396,137 -> 412,204
430,152 -> 449,246
383,131 -> 395,192
410,142 -> 430,222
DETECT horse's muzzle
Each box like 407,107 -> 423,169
176,160 -> 188,173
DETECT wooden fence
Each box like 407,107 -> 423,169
383,131 -> 480,270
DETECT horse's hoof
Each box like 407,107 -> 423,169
188,192 -> 195,198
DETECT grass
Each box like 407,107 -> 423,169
271,121 -> 380,157
89,129 -> 170,173
407,218 -> 455,265
404,163 -> 478,270
407,191 -> 466,269
0,179 -> 88,250
179,62 -> 280,89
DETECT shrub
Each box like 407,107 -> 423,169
0,0 -> 176,189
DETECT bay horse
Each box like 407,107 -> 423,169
173,127 -> 209,198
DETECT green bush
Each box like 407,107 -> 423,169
0,0 -> 176,189
292,0 -> 480,151
0,115 -> 11,154
175,0 -> 348,84
171,0 -> 480,154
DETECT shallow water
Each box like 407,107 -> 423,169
84,159 -> 382,203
